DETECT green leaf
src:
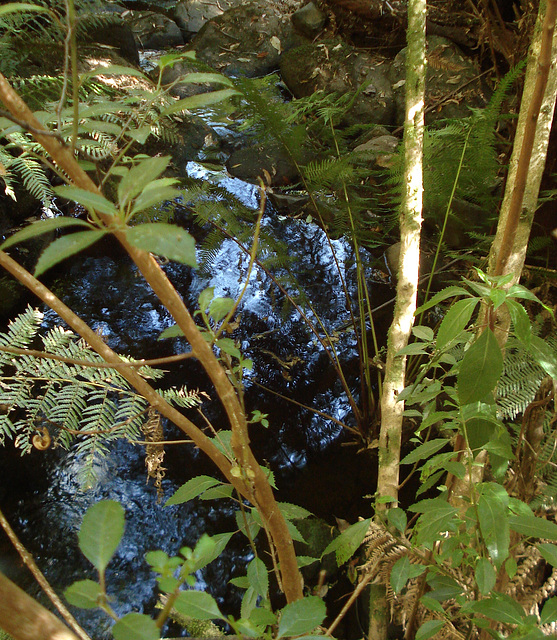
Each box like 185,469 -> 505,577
541,597 -> 557,625
387,508 -> 407,534
390,556 -> 426,594
0,217 -> 92,250
216,338 -> 241,359
161,88 -> 241,116
172,72 -> 235,87
193,532 -> 233,568
174,590 -> 224,620
537,543 -> 557,567
64,579 -> 101,609
241,586 -> 258,620
509,515 -> 557,540
247,557 -> 268,598
457,328 -> 503,405
125,223 -> 197,267
468,593 -> 525,624
527,335 -> 557,379
130,182 -> 181,215
235,510 -> 261,541
165,476 -> 221,506
0,3 -> 51,15
209,298 -> 235,324
415,620 -> 445,640
277,596 -> 326,638
34,230 -> 107,276
297,555 -> 320,568
53,185 -> 117,216
78,500 -> 124,573
411,498 -> 459,547
400,439 -> 449,465
475,557 -> 496,595
81,65 -> 149,80
477,483 -> 509,569
118,157 -> 171,208
199,484 -> 234,500
199,287 -> 215,312
415,286 -> 470,315
506,299 -> 532,345
436,298 -> 478,350
322,518 -> 371,566
158,325 -> 184,339
112,613 -> 159,640
278,503 -> 313,520
412,326 -> 435,342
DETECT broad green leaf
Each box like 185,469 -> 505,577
112,612 -> 159,640
174,590 -> 224,620
322,517 -> 371,566
278,503 -> 313,520
537,543 -> 557,566
400,439 -> 449,465
249,606 -> 277,627
199,484 -> 234,500
411,498 -> 459,547
199,287 -> 215,311
118,157 -> 171,207
414,286 -> 470,315
412,325 -> 434,341
64,579 -> 101,609
457,328 -> 503,405
78,500 -> 124,573
165,476 -> 221,506
161,88 -> 241,116
247,557 -> 268,598
235,510 -> 261,541
0,3 -> 51,15
468,593 -> 525,624
158,325 -> 184,339
419,595 -> 445,614
436,297 -> 478,350
277,596 -> 326,638
53,185 -> 117,216
541,597 -> 557,625
390,556 -> 426,594
241,586 -> 258,620
426,573 -> 464,600
415,620 -> 445,640
81,65 -> 148,80
130,184 -> 180,215
475,557 -> 496,595
285,519 -> 306,543
387,508 -> 407,534
209,297 -> 235,324
34,230 -> 107,276
506,299 -> 532,345
477,483 -> 509,569
125,223 -> 197,267
194,532 -> 233,567
0,217 -> 92,250
297,555 -> 320,568
216,338 -> 241,359
509,515 -> 557,540
397,343 -> 429,356
527,335 -> 557,379
172,72 -> 235,87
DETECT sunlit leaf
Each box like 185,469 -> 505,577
81,65 -> 149,80
161,88 -> 241,116
53,185 -> 117,216
171,72 -> 235,87
509,515 -> 557,540
247,557 -> 268,598
158,325 -> 184,339
78,500 -> 124,573
64,579 -> 101,609
436,297 -> 478,350
174,590 -> 224,620
0,217 -> 92,250
112,612 -> 159,640
125,223 -> 197,267
118,157 -> 171,208
276,596 -> 326,638
165,476 -> 221,506
322,517 -> 371,566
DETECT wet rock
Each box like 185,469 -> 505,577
171,0 -> 244,40
226,141 -> 300,186
86,16 -> 140,66
280,40 -> 394,127
291,2 -> 328,37
190,0 -> 302,77
129,11 -> 184,49
267,190 -> 310,215
353,133 -> 399,168
389,35 -> 490,126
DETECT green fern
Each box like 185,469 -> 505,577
0,307 -> 202,487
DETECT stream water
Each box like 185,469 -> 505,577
0,109 -> 391,639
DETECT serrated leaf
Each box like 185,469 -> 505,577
506,299 -> 532,345
296,555 -> 319,568
457,329 -> 503,405
158,324 -> 184,339
537,543 -> 557,567
118,157 -> 171,208
78,500 -> 124,573
277,596 -> 326,638
322,518 -> 371,565
216,338 -> 241,359
112,613 -> 159,640
0,217 -> 92,250
390,556 -> 426,594
161,88 -> 241,116
174,590 -> 224,620
509,515 -> 557,540
34,230 -> 107,276
387,508 -> 407,534
64,579 -> 101,609
165,476 -> 221,506
125,223 -> 197,267
278,503 -> 312,520
436,298 -> 478,350
241,585 -> 258,620
53,185 -> 117,215
209,297 -> 235,324
415,620 -> 445,640
400,439 -> 449,465
199,484 -> 234,500
247,557 -> 268,598
411,498 -> 459,547
475,557 -> 496,595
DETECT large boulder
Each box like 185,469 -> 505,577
190,0 -> 303,77
280,40 -> 395,127
128,11 -> 184,49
